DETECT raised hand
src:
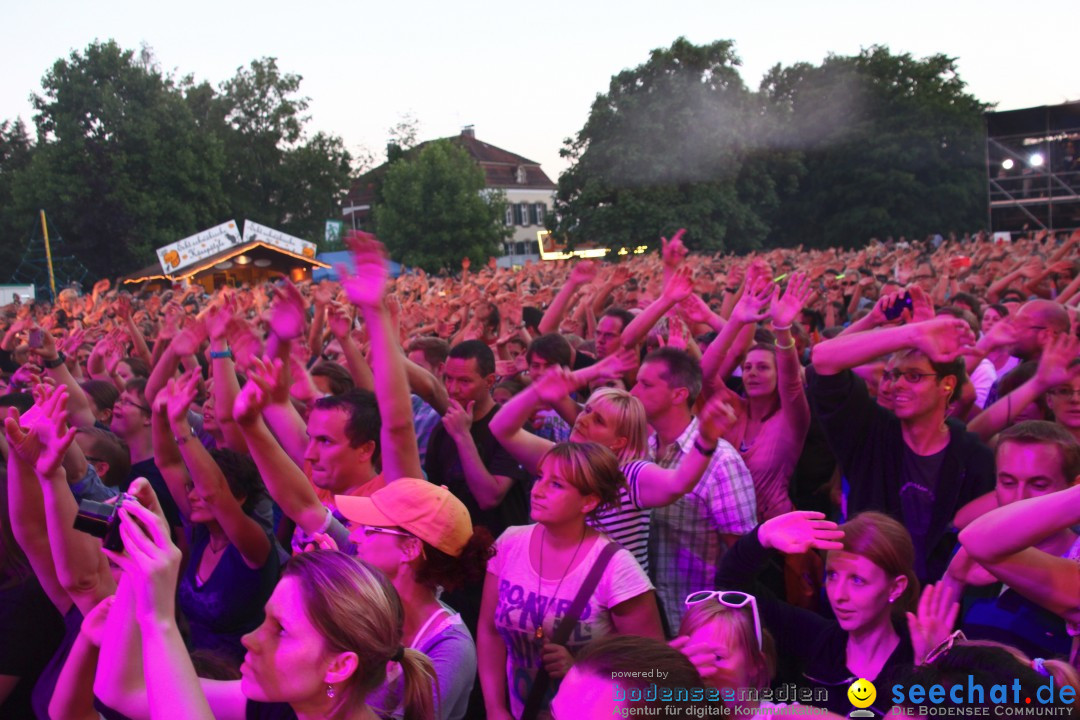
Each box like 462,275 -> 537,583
907,583 -> 960,665
162,372 -> 200,429
441,399 -> 475,441
339,230 -> 389,308
730,277 -> 775,325
171,318 -> 206,357
661,228 -> 688,268
1035,332 -> 1080,390
326,302 -> 354,339
103,497 -> 182,625
204,300 -> 233,341
267,280 -> 307,341
758,511 -> 845,554
3,384 -> 78,477
697,394 -> 737,444
569,260 -> 597,286
678,293 -> 718,327
662,265 -> 694,304
910,317 -> 977,363
669,636 -> 719,684
908,285 -> 935,323
532,366 -> 581,406
232,361 -> 280,425
770,272 -> 812,328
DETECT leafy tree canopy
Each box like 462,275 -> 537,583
374,139 -> 510,272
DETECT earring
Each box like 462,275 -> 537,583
327,684 -> 335,699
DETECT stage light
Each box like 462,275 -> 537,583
1029,153 -> 1044,167
1002,159 -> 1014,170
235,255 -> 251,265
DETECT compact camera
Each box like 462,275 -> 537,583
73,495 -> 125,552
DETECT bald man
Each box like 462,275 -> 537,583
1010,299 -> 1070,362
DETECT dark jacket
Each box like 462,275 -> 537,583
807,368 -> 994,582
718,528 -> 913,718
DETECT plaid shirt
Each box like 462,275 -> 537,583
412,394 -> 442,469
647,416 -> 757,634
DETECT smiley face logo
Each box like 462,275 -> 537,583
848,678 -> 876,709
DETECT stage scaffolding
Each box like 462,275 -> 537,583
985,101 -> 1080,235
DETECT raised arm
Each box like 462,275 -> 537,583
538,261 -> 596,335
619,265 -> 695,350
960,483 -> 1080,621
769,273 -> 812,428
326,302 -> 373,391
339,231 -> 423,482
164,373 -> 270,568
232,362 -> 328,535
968,333 -> 1080,442
7,386 -> 116,614
700,274 -> 774,385
811,316 -> 975,376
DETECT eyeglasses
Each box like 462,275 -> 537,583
685,590 -> 762,651
881,369 -> 939,384
356,525 -> 414,540
117,396 -> 151,413
1050,387 -> 1080,400
924,629 -> 966,665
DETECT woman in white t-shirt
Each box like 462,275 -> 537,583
477,441 -> 664,720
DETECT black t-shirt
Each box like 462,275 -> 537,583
125,458 -> 183,529
899,445 -> 946,580
0,576 -> 65,719
246,700 -> 297,719
423,405 -> 530,539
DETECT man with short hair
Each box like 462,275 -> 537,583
595,308 -> 635,360
951,421 -> 1079,660
810,316 -> 995,582
425,340 -> 530,538
631,347 -> 756,634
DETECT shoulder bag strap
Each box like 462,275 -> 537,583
520,541 -> 621,720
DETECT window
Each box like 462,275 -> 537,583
516,165 -> 527,184
505,206 -> 513,226
516,242 -> 528,256
532,203 -> 546,225
518,203 -> 530,226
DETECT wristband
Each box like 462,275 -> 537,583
43,352 -> 66,369
724,287 -> 738,294
693,438 -> 716,457
210,349 -> 233,360
771,324 -> 792,331
174,426 -> 195,445
776,338 -> 796,351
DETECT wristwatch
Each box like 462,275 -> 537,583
43,352 -> 66,369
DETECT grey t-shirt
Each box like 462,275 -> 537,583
367,607 -> 476,720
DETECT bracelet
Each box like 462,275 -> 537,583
693,438 -> 717,456
771,324 -> 792,331
209,348 -> 233,360
776,338 -> 796,350
724,287 -> 738,294
43,352 -> 66,369
174,426 -> 195,445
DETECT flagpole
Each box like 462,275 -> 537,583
40,210 -> 57,299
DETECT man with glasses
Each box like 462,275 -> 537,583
809,316 -> 994,583
111,377 -> 183,528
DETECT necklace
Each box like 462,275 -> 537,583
534,526 -> 586,640
739,405 -> 779,453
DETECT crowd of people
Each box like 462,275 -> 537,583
1,226 -> 1079,720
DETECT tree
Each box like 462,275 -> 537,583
760,47 -> 988,248
552,37 -> 800,255
212,58 -> 351,243
374,140 -> 510,271
10,41 -> 228,277
0,119 -> 34,273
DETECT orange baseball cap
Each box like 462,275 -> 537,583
336,478 -> 472,557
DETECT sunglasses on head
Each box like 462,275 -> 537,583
685,590 -> 763,651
